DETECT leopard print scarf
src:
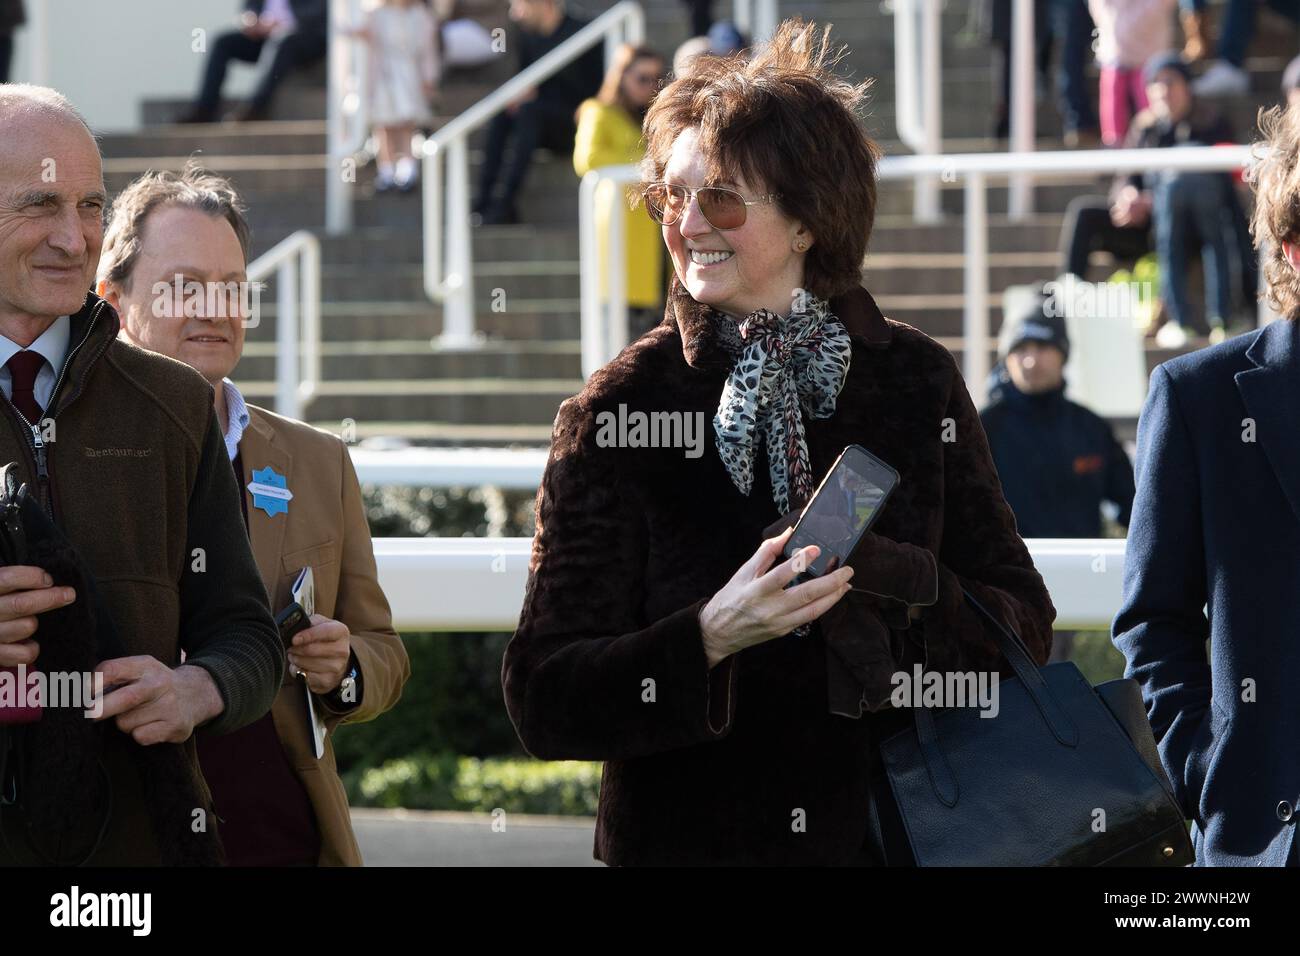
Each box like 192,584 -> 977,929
711,291 -> 852,514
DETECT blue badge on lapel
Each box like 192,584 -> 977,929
247,466 -> 293,517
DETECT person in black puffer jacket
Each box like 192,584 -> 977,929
980,291 -> 1136,659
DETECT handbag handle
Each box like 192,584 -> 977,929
910,588 -> 1079,808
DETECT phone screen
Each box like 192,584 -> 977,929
785,446 -> 898,578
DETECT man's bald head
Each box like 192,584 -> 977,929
0,84 -> 105,341
0,83 -> 95,137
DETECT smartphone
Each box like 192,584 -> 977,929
275,602 -> 312,649
783,444 -> 900,581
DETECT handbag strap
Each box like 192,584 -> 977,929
959,588 -> 1078,748
909,589 -> 1079,808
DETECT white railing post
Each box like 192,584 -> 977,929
607,180 -> 628,364
440,136 -> 475,345
963,173 -> 990,397
916,0 -> 942,222
579,171 -> 602,379
276,255 -> 301,420
1009,0 -> 1035,219
734,0 -> 753,37
893,0 -> 941,223
27,0 -> 49,85
249,231 -> 323,420
300,237 -> 322,407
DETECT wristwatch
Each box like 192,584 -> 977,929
325,654 -> 362,710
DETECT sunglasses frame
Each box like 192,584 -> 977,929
641,181 -> 782,231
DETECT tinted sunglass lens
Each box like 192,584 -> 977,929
699,188 -> 745,229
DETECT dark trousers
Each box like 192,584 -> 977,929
0,34 -> 12,84
682,0 -> 713,37
476,97 -> 577,212
1050,0 -> 1098,134
193,28 -> 327,117
1218,0 -> 1300,66
1059,195 -> 1152,279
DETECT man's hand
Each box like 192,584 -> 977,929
93,657 -> 224,745
1111,186 -> 1152,228
288,614 -> 352,695
0,565 -> 75,666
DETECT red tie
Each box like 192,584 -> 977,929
6,350 -> 46,425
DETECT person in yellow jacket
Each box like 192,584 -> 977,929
573,43 -> 666,338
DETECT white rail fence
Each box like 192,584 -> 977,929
373,536 -> 1127,632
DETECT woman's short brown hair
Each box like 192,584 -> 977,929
1250,103 -> 1300,320
98,162 -> 250,291
640,18 -> 878,300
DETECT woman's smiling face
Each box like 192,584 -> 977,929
660,127 -> 813,319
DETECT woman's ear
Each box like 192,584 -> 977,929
793,224 -> 814,253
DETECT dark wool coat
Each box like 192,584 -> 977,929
503,278 -> 1057,865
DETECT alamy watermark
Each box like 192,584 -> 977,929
890,665 -> 1000,718
594,403 -> 707,459
150,274 -> 265,328
0,666 -> 105,718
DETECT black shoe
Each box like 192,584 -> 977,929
226,102 -> 271,123
481,202 -> 519,226
174,106 -> 217,124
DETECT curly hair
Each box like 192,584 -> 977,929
98,162 -> 250,291
640,18 -> 878,300
1249,104 -> 1300,320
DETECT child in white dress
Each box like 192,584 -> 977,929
350,0 -> 441,191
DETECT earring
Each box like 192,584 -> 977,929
795,241 -> 807,252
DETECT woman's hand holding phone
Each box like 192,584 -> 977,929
699,526 -> 854,669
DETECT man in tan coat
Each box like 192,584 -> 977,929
96,165 -> 410,866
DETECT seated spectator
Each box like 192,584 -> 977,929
472,0 -> 602,226
178,0 -> 329,124
1087,0 -> 1174,146
345,0 -> 440,192
0,0 -> 22,84
573,43 -> 666,338
97,166 -> 411,866
981,292 -> 1135,662
1060,54 -> 1243,347
1195,0 -> 1299,96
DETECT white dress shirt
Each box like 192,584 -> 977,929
0,316 -> 72,413
222,378 -> 252,462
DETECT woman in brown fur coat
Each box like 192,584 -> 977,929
502,19 -> 1056,865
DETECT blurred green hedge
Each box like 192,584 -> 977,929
344,754 -> 602,816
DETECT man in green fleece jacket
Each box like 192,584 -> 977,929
0,85 -> 282,864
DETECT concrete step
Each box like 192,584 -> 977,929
238,378 -> 581,425
236,339 -> 581,381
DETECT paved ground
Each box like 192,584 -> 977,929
352,809 -> 602,866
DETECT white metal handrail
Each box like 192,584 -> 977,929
422,1 -> 645,347
1009,0 -> 1035,219
374,536 -> 1127,631
733,0 -> 779,43
580,145 -> 1256,393
326,0 -> 371,235
248,230 -> 322,420
891,0 -> 943,222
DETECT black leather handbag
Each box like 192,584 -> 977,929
876,589 -> 1194,866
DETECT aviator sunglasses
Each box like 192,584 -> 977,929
641,181 -> 782,231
